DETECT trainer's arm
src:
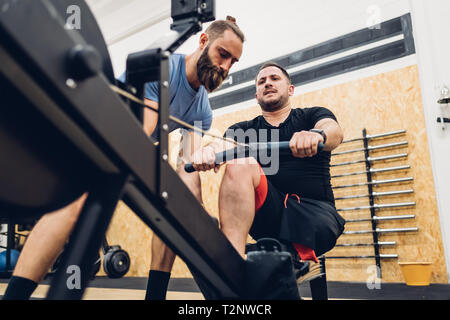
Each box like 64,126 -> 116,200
143,98 -> 159,136
313,118 -> 344,152
176,130 -> 205,200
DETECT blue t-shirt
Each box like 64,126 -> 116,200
118,54 -> 212,140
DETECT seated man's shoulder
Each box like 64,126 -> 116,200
295,106 -> 337,120
297,105 -> 331,113
228,116 -> 261,131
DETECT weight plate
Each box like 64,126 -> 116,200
103,249 -> 130,278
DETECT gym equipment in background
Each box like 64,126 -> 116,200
0,249 -> 19,272
0,222 -> 30,277
328,129 -> 417,278
437,86 -> 450,130
51,236 -> 129,280
102,238 -> 130,279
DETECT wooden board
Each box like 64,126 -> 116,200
105,65 -> 447,284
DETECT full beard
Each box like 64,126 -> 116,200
258,93 -> 289,112
196,46 -> 227,92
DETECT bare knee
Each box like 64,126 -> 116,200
220,161 -> 259,225
223,160 -> 260,188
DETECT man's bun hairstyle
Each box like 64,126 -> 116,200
205,15 -> 245,43
226,16 -> 237,24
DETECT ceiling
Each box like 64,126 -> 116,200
86,0 -> 170,45
85,0 -> 411,75
85,0 -> 408,47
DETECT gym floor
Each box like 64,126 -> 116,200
1,277 -> 449,300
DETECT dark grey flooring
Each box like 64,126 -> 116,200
2,276 -> 448,300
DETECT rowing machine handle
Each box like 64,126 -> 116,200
184,141 -> 324,173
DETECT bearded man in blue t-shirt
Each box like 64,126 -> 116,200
2,17 -> 244,301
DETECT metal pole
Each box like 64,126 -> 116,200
331,153 -> 408,167
158,51 -> 170,200
332,141 -> 408,156
334,189 -> 414,200
363,129 -> 381,278
335,241 -> 396,247
341,130 -> 406,144
344,214 -> 415,223
332,177 -> 414,189
331,165 -> 410,178
326,254 -> 398,259
343,227 -> 419,235
337,201 -> 416,212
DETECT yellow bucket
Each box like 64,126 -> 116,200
398,262 -> 432,286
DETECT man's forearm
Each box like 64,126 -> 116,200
143,99 -> 159,136
315,120 -> 344,151
323,125 -> 343,151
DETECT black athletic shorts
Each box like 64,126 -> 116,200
251,170 -> 346,257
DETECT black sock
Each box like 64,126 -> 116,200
2,276 -> 38,300
145,270 -> 171,300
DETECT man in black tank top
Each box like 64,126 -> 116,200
191,62 -> 345,261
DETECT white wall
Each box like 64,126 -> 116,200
409,0 -> 450,281
86,0 -> 170,46
105,0 -> 412,77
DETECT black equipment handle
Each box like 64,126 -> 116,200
184,141 -> 324,173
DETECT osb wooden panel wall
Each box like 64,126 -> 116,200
294,65 -> 446,283
103,65 -> 447,283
